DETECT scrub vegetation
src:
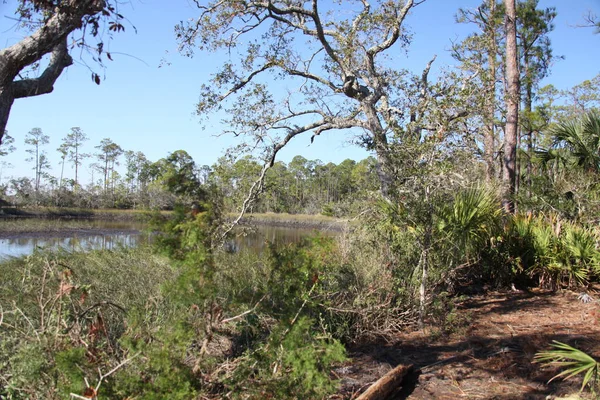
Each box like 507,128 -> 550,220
2,0 -> 600,398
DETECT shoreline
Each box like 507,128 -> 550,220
0,209 -> 347,238
237,214 -> 347,231
0,207 -> 152,221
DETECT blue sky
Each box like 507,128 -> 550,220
1,0 -> 599,185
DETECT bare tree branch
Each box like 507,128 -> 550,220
220,118 -> 331,240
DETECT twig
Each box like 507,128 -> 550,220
287,280 -> 319,332
70,352 -> 140,399
14,305 -> 41,342
222,294 -> 267,324
66,301 -> 126,333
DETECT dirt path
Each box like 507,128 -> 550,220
336,289 -> 600,399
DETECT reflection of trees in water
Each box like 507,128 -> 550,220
227,226 -> 336,254
1,226 -> 336,258
0,233 -> 145,258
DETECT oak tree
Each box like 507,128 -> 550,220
0,0 -> 126,144
178,0 -> 469,226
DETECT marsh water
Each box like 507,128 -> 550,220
0,219 -> 333,259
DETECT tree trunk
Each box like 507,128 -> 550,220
356,364 -> 414,400
524,57 -> 533,195
363,103 -> 394,199
484,0 -> 497,183
75,145 -> 79,185
0,89 -> 15,145
60,157 -> 65,189
0,0 -> 105,141
502,0 -> 519,214
418,187 -> 432,330
35,146 -> 40,192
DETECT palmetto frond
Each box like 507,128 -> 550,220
535,341 -> 600,392
437,187 -> 501,256
550,110 -> 600,173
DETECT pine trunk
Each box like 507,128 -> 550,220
502,0 -> 519,214
484,0 -> 497,183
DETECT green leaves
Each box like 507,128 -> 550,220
535,341 -> 600,392
505,214 -> 600,289
436,187 -> 501,257
229,316 -> 346,399
549,110 -> 600,173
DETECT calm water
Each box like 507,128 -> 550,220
0,219 -> 334,259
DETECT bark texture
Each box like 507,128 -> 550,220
484,0 -> 497,182
502,0 -> 519,214
0,0 -> 105,144
356,364 -> 414,400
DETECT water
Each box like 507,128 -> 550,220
223,225 -> 335,253
0,219 -> 336,259
0,233 -> 145,259
0,219 -> 147,259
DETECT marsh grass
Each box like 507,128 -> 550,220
235,212 -> 347,225
0,246 -> 173,399
0,218 -> 104,233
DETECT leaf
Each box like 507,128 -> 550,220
109,22 -> 126,32
534,341 -> 600,392
92,73 -> 101,85
107,52 -> 113,61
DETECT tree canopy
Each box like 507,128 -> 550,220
177,0 -> 472,211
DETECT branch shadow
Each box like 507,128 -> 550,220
338,290 -> 600,400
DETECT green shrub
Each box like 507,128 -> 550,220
228,317 -> 346,399
0,247 -> 172,399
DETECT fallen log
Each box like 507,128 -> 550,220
356,364 -> 414,400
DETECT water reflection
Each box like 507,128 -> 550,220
0,233 -> 146,259
0,219 -> 338,259
225,225 -> 334,253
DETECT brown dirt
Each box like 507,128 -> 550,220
334,289 -> 600,400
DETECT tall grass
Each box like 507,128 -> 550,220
0,247 -> 173,399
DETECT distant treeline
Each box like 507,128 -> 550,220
1,137 -> 379,216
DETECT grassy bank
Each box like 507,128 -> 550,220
235,212 -> 349,230
0,207 -> 170,220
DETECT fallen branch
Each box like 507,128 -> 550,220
356,363 -> 413,400
221,294 -> 267,324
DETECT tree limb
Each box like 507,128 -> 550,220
366,0 -> 414,57
220,118 -> 331,240
0,0 -> 105,85
12,39 -> 73,98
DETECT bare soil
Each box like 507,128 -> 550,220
335,288 -> 600,399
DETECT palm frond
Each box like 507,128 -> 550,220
534,340 -> 600,392
550,111 -> 600,173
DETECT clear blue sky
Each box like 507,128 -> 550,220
1,0 -> 599,185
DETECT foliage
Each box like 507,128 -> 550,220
229,317 -> 346,399
549,110 -> 600,173
535,341 -> 600,393
0,131 -> 16,157
0,247 -> 172,399
436,187 -> 501,260
500,214 -> 600,289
